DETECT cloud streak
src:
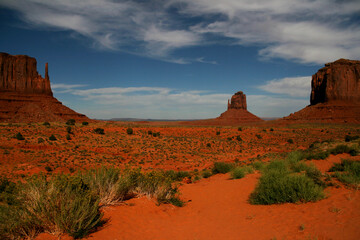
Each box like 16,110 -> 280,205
1,0 -> 359,64
258,76 -> 311,97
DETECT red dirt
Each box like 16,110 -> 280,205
87,164 -> 360,240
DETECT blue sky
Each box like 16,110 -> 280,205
1,0 -> 359,119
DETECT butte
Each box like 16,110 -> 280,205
184,91 -> 262,126
283,59 -> 360,123
0,52 -> 89,123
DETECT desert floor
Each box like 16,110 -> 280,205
1,121 -> 359,239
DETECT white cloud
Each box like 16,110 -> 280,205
258,76 -> 311,97
52,83 -> 309,119
247,95 -> 308,118
1,0 -> 359,64
51,83 -> 87,89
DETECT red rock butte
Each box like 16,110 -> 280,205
284,58 -> 360,123
183,91 -> 262,126
0,52 -> 89,123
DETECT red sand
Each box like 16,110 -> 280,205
83,155 -> 360,240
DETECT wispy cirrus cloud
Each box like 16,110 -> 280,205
258,76 -> 311,97
1,0 -> 359,64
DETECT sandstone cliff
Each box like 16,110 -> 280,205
311,59 -> 360,105
284,58 -> 360,123
228,91 -> 247,110
0,53 -> 52,95
0,53 -> 89,123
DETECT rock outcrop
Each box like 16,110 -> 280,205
283,58 -> 360,123
0,52 -> 89,123
227,91 -> 247,110
310,59 -> 360,105
0,53 -> 52,95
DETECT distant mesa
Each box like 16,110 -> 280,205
283,58 -> 360,123
0,52 -> 89,123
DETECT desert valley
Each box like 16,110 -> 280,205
0,52 -> 359,240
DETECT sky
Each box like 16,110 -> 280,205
1,0 -> 359,119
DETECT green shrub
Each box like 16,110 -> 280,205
66,126 -> 72,134
82,122 -> 89,126
164,170 -> 190,181
49,135 -> 57,141
148,130 -> 153,135
45,166 -> 52,172
251,161 -> 265,171
236,135 -> 243,141
15,132 -> 25,140
212,162 -> 234,174
66,119 -> 75,125
216,131 -> 220,135
201,169 -> 212,178
255,134 -> 262,139
230,167 -> 246,179
94,128 -> 105,135
43,122 -> 50,127
152,132 -> 160,137
238,127 -> 242,131
83,167 -> 132,205
287,138 -> 294,144
249,171 -> 324,205
345,135 -> 359,142
66,134 -> 71,140
329,159 -> 360,187
38,138 -> 45,143
126,128 -> 133,135
329,144 -> 357,156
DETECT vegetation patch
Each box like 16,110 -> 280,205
329,159 -> 360,188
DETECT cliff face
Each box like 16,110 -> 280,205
283,59 -> 360,123
228,91 -> 247,110
310,59 -> 360,105
0,52 -> 52,96
0,52 -> 89,123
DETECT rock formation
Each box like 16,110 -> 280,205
227,91 -> 247,110
0,52 -> 89,123
217,91 -> 262,123
283,58 -> 360,123
0,53 -> 52,95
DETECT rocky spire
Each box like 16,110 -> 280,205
227,91 -> 247,110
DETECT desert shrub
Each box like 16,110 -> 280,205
66,119 -> 75,125
38,138 -> 44,143
287,138 -> 294,144
152,132 -> 160,137
94,128 -> 104,135
255,134 -> 262,139
66,134 -> 71,140
15,132 -> 25,140
212,162 -> 234,174
249,170 -> 324,205
148,130 -> 153,135
82,121 -> 89,126
238,127 -> 242,131
329,144 -> 357,156
126,128 -> 133,135
345,135 -> 359,142
66,126 -> 72,134
216,131 -> 220,135
45,166 -> 52,172
168,197 -> 184,207
329,159 -> 360,187
251,161 -> 265,171
201,169 -> 212,178
270,128 -> 274,132
164,170 -> 190,181
304,151 -> 329,160
230,167 -> 245,179
43,122 -> 50,127
206,143 -> 211,147
49,134 -> 57,141
0,177 -> 18,206
236,135 -> 243,141
83,167 -> 132,205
